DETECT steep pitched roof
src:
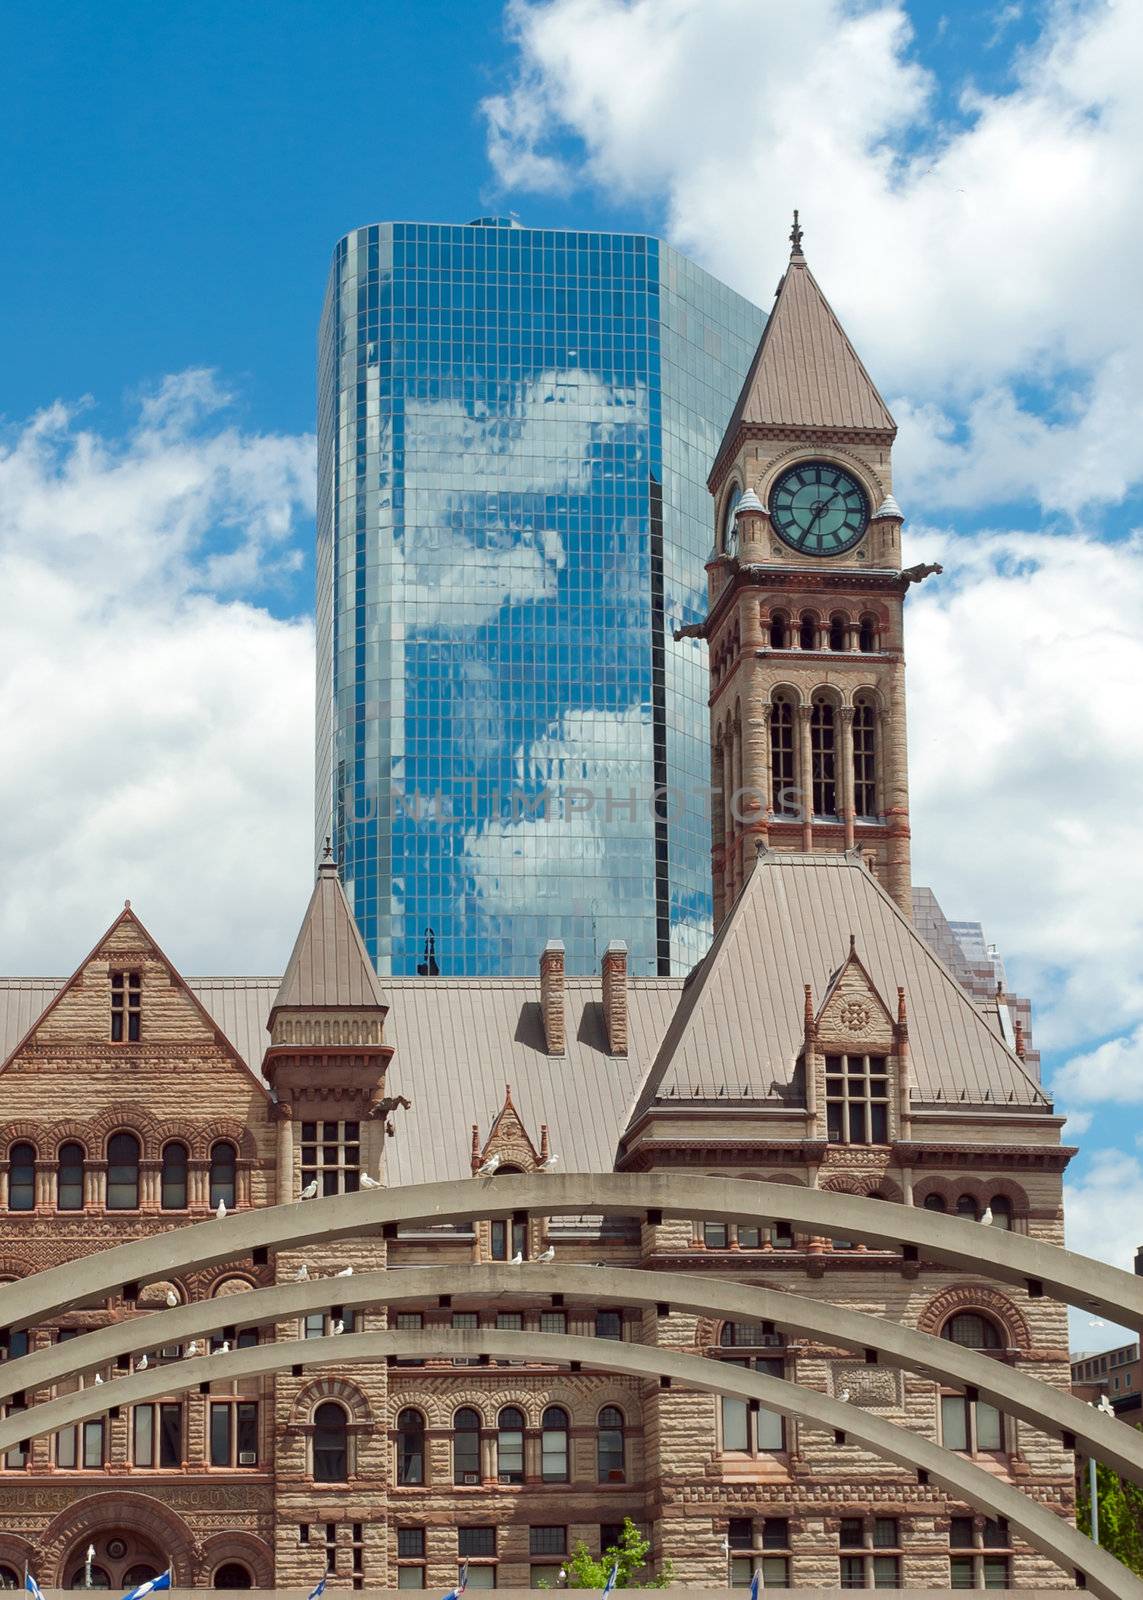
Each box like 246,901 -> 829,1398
271,861 -> 387,1012
629,853 -> 1048,1119
710,244 -> 895,484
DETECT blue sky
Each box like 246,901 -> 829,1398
2,0 -> 1142,1318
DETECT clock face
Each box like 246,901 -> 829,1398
723,484 -> 741,553
770,461 -> 869,556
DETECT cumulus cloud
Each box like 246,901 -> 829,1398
0,376 -> 316,975
1064,1147 -> 1143,1345
483,0 -> 1143,514
1053,1026 -> 1143,1106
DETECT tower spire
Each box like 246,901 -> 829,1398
789,208 -> 805,259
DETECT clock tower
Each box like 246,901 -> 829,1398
692,216 -> 939,926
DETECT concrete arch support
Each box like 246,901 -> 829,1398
0,1328 -> 1131,1600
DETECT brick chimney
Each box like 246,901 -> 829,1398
540,939 -> 565,1056
601,940 -> 628,1056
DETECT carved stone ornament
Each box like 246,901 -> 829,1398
832,1362 -> 902,1409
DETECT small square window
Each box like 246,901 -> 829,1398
762,1519 -> 789,1550
727,1519 -> 752,1550
595,1310 -> 623,1340
839,1519 -> 864,1549
398,1529 -> 425,1559
872,1518 -> 897,1548
459,1528 -> 496,1558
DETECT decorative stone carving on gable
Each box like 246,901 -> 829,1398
831,1362 -> 902,1410
815,939 -> 896,1051
471,1083 -> 548,1174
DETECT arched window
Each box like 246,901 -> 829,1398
799,611 -> 817,651
810,698 -> 837,817
597,1406 -> 626,1482
68,1566 -> 110,1589
212,1565 -> 252,1590
541,1405 -> 569,1482
57,1142 -> 85,1211
497,1405 -> 525,1484
161,1142 -> 188,1210
943,1313 -> 1002,1351
852,696 -> 877,817
769,610 -> 789,650
106,1132 -> 140,1210
453,1407 -> 482,1484
8,1143 -> 36,1212
859,614 -> 877,653
770,694 -> 797,818
397,1407 -> 425,1485
209,1142 -> 237,1210
122,1572 -> 160,1590
313,1401 -> 349,1483
956,1194 -> 978,1220
0,1568 -> 21,1590
989,1196 -> 1013,1232
828,613 -> 847,652
923,1194 -> 947,1213
723,483 -> 742,554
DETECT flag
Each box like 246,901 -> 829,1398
121,1571 -> 172,1600
25,1573 -> 46,1600
441,1561 -> 467,1600
602,1560 -> 620,1597
307,1578 -> 328,1600
748,1569 -> 761,1600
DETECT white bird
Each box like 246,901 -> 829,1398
360,1172 -> 381,1189
297,1264 -> 310,1282
538,1153 -> 560,1172
979,1206 -> 993,1226
165,1289 -> 179,1308
510,1250 -> 524,1265
219,1339 -> 230,1354
216,1198 -> 228,1220
331,1320 -> 345,1336
1098,1395 -> 1116,1418
838,1388 -> 851,1404
300,1178 -> 320,1200
536,1245 -> 556,1263
185,1341 -> 199,1357
475,1153 -> 501,1176
137,1353 -> 148,1371
93,1374 -> 103,1385
336,1265 -> 354,1278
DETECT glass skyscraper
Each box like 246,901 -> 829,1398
317,218 -> 763,977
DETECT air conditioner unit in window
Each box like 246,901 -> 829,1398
238,1451 -> 258,1466
463,1473 -> 479,1486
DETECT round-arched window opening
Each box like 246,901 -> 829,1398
956,1194 -> 978,1220
859,615 -> 877,653
497,1405 -> 525,1484
828,613 -> 847,652
989,1196 -> 1014,1231
313,1401 -> 349,1483
0,1568 -> 22,1591
213,1563 -> 253,1590
122,1569 -> 159,1588
541,1405 -> 569,1483
799,611 -> 817,651
769,610 -> 789,650
723,484 -> 742,554
397,1407 -> 425,1485
106,1131 -> 140,1210
943,1313 -> 1003,1350
67,1569 -> 111,1590
8,1142 -> 36,1211
923,1194 -> 946,1213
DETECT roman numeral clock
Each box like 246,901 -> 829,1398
769,461 -> 869,556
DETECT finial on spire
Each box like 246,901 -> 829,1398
789,208 -> 804,258
322,836 -> 333,861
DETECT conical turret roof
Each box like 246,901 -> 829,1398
272,860 -> 387,1013
710,227 -> 895,485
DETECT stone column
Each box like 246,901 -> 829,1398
35,1161 -> 53,1210
710,736 -> 726,928
722,734 -> 736,903
732,716 -> 745,890
839,706 -> 856,850
275,1105 -> 294,1205
798,705 -> 814,852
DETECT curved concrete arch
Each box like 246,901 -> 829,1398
0,1327 -> 1131,1600
1,1175 -> 1138,1333
1,1263 -> 1138,1492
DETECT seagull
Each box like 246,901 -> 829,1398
360,1172 -> 381,1189
980,1206 -> 993,1226
538,1153 -> 560,1172
165,1289 -> 179,1308
536,1245 -> 556,1263
297,1264 -> 310,1282
185,1341 -> 200,1357
838,1388 -> 851,1404
475,1153 -> 501,1176
300,1178 -> 320,1200
218,1339 -> 230,1355
331,1320 -> 345,1336
1098,1395 -> 1115,1418
510,1251 -> 524,1266
336,1266 -> 354,1278
137,1354 -> 148,1371
216,1198 -> 228,1220
93,1374 -> 103,1385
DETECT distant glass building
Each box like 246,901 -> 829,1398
317,219 -> 763,977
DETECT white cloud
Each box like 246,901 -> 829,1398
905,523 -> 1143,1051
484,0 -> 1143,514
0,376 -> 316,975
1053,1026 -> 1143,1106
1064,1147 -> 1143,1348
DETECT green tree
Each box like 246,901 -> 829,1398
1077,1456 -> 1143,1578
564,1518 -> 674,1590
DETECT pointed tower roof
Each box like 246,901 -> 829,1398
710,215 -> 895,487
271,857 -> 387,1014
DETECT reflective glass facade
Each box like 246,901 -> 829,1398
317,220 -> 763,977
